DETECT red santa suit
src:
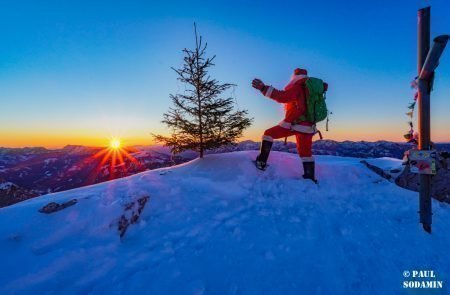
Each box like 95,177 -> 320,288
259,69 -> 328,162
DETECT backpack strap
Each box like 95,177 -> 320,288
315,130 -> 323,140
323,91 -> 332,132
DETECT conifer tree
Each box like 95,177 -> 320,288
154,25 -> 252,158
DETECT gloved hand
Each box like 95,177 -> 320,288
252,78 -> 265,91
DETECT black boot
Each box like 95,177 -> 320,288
255,140 -> 273,170
302,161 -> 317,183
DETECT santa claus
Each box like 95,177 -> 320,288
252,68 -> 328,183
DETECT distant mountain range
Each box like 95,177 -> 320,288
208,140 -> 450,159
1,140 -> 449,207
0,145 -> 188,207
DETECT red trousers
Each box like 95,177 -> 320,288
263,125 -> 313,158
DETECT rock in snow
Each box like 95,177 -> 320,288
0,151 -> 449,294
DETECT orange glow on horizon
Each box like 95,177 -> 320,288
1,126 -> 449,148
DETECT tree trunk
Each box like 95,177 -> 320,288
194,23 -> 204,158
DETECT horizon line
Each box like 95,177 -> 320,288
2,139 -> 450,150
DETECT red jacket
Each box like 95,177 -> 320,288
261,75 -> 328,134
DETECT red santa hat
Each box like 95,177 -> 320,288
285,68 -> 308,89
294,68 -> 308,75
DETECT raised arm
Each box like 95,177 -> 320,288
252,79 -> 299,103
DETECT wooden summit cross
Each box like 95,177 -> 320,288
416,6 -> 449,233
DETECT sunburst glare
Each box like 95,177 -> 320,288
110,138 -> 121,150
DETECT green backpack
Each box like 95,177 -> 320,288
296,77 -> 328,123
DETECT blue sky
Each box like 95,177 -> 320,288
0,0 -> 449,147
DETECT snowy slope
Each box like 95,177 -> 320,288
364,157 -> 405,180
365,157 -> 403,171
1,151 -> 449,294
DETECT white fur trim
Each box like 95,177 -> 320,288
284,74 -> 308,90
302,156 -> 314,162
278,120 -> 292,129
264,86 -> 274,98
262,135 -> 274,142
291,124 -> 316,134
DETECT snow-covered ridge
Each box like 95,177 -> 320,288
0,181 -> 16,190
2,140 -> 449,208
1,151 -> 449,294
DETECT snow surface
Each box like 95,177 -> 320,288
364,157 -> 405,180
365,157 -> 403,171
1,151 -> 449,294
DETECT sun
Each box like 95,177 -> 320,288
109,138 -> 122,150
